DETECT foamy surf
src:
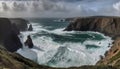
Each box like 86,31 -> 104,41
17,21 -> 113,68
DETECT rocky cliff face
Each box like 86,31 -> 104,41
97,37 -> 120,68
0,18 -> 22,52
10,18 -> 28,31
64,16 -> 120,38
64,16 -> 120,68
0,18 -> 28,52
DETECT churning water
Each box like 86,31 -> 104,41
17,18 -> 113,68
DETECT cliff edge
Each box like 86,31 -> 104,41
64,16 -> 120,38
64,16 -> 120,68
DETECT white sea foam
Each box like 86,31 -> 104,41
17,34 -> 37,62
17,22 -> 113,68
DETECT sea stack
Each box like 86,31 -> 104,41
24,35 -> 34,48
28,24 -> 33,31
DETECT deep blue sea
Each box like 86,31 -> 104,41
17,18 -> 113,68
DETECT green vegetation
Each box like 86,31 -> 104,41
109,51 -> 120,63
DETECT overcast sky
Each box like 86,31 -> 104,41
0,0 -> 120,18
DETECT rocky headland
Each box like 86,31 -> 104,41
0,17 -> 119,69
0,18 -> 22,52
10,18 -> 28,31
64,16 -> 120,38
96,37 -> 120,67
64,16 -> 120,68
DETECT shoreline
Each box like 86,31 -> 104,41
16,18 -> 114,68
64,16 -> 120,68
96,37 -> 120,66
0,17 -> 119,69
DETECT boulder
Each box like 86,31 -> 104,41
64,16 -> 120,38
9,18 -> 28,31
0,18 -> 22,52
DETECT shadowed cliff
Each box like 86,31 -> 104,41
64,16 -> 120,69
64,16 -> 120,38
10,18 -> 28,31
0,18 -> 28,52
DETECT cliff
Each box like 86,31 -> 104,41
64,16 -> 120,68
64,16 -> 120,38
10,18 -> 28,31
0,17 -> 118,69
0,18 -> 22,52
0,18 -> 28,52
97,37 -> 120,68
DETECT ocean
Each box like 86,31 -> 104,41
17,18 -> 113,68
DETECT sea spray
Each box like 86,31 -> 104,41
18,34 -> 26,49
17,33 -> 37,62
17,19 -> 113,68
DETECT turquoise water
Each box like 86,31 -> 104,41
18,18 -> 113,68
29,18 -> 104,43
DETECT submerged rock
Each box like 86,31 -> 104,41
64,16 -> 120,38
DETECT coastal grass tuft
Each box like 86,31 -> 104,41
109,51 -> 120,63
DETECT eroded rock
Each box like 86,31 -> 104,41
10,18 -> 28,31
64,16 -> 120,37
0,18 -> 22,52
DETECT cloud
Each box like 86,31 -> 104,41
0,0 -> 120,17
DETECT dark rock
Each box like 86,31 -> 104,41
65,18 -> 73,21
24,35 -> 34,48
64,16 -> 120,37
11,23 -> 20,35
28,24 -> 33,31
0,18 -> 22,52
10,18 -> 28,31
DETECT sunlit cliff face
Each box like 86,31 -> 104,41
0,0 -> 120,17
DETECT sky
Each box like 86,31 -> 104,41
0,0 -> 120,18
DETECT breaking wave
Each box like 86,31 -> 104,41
17,22 -> 113,68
